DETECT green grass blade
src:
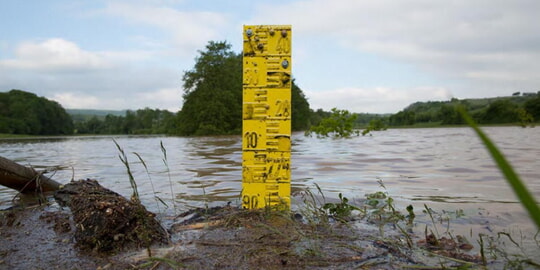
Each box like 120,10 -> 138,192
160,140 -> 177,215
133,152 -> 163,213
459,107 -> 540,229
113,139 -> 139,202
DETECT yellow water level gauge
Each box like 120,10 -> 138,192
242,25 -> 292,209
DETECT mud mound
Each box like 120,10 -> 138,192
0,206 -> 124,269
54,179 -> 169,253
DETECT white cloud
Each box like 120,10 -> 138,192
252,0 -> 540,95
101,1 -> 230,57
3,0 -> 539,114
0,38 -> 157,73
51,92 -> 101,108
306,86 -> 452,114
0,39 -> 109,72
0,37 -> 183,111
51,87 -> 183,111
135,87 -> 183,112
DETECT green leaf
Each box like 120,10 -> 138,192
459,106 -> 540,229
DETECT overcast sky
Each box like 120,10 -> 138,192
1,0 -> 539,113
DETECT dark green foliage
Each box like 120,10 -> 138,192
524,95 -> 540,119
68,109 -> 126,120
389,110 -> 416,126
354,113 -> 389,127
389,95 -> 539,126
291,81 -> 312,131
306,108 -> 359,138
322,193 -> 360,222
438,104 -> 464,125
309,109 -> 330,127
362,118 -> 388,136
367,118 -> 387,131
73,108 -> 177,135
406,204 -> 415,226
176,40 -> 312,136
516,108 -> 534,127
177,41 -> 243,136
480,99 -> 518,124
0,89 -> 73,135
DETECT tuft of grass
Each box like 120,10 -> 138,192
458,107 -> 540,229
423,204 -> 440,238
113,139 -> 139,203
133,152 -> 164,215
160,140 -> 177,215
138,256 -> 185,269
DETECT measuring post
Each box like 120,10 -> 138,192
242,25 -> 292,209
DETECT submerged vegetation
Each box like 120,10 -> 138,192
306,108 -> 359,138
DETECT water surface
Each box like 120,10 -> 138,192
1,127 -> 539,233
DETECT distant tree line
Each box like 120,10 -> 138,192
73,108 -> 177,135
4,39 -> 539,136
0,89 -> 73,135
0,41 -> 314,136
387,95 -> 540,127
4,89 -> 539,136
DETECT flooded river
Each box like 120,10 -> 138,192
1,127 -> 539,233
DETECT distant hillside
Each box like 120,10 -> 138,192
389,93 -> 540,126
0,89 -> 73,135
67,109 -> 126,122
67,109 -> 126,117
405,95 -> 537,112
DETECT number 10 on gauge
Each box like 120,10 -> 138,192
241,25 -> 292,209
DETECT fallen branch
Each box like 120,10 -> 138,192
0,155 -> 61,193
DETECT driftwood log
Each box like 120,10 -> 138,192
0,155 -> 61,193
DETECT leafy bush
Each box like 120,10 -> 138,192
305,108 -> 359,138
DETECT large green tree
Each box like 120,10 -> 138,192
0,89 -> 73,135
291,81 -> 312,131
177,41 -> 243,136
176,41 -> 312,136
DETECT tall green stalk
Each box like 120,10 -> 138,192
459,107 -> 540,229
113,139 -> 140,203
160,141 -> 177,215
133,152 -> 162,214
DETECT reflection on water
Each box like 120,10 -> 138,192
1,128 -> 539,223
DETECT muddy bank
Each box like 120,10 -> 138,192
0,178 -> 168,269
0,205 -> 126,269
1,182 -> 538,269
54,179 -> 169,253
0,205 -> 482,269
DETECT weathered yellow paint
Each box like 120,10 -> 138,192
242,25 -> 291,209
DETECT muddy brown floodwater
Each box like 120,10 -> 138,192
1,127 -> 539,269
